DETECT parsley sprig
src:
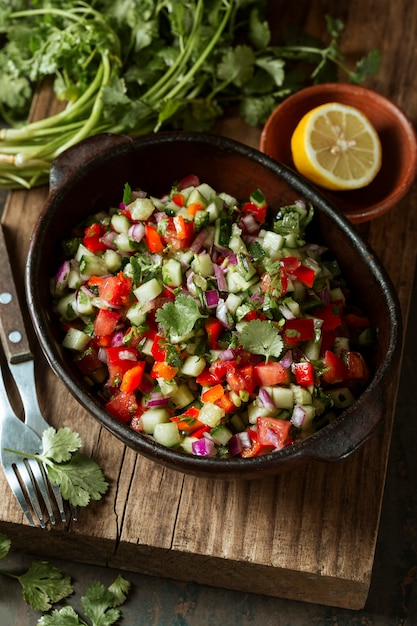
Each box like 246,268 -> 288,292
0,1 -> 380,189
4,427 -> 109,508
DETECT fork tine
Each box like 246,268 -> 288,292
3,463 -> 36,527
13,460 -> 47,529
25,459 -> 56,525
38,462 -> 67,523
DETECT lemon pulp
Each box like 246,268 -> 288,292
290,102 -> 382,190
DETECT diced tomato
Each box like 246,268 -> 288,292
97,273 -> 132,307
343,350 -> 370,381
314,303 -> 343,332
159,216 -> 194,251
241,428 -> 272,458
243,310 -> 267,321
106,346 -> 138,387
145,224 -> 164,253
283,317 -> 315,345
321,350 -> 348,384
293,361 -> 315,387
105,390 -> 140,423
83,222 -> 107,252
205,318 -> 223,350
241,201 -> 267,223
226,364 -> 255,394
120,361 -> 146,393
257,416 -> 291,449
253,361 -> 289,386
94,309 -> 121,337
75,346 -> 106,382
280,256 -> 301,273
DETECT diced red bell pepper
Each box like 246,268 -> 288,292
145,224 -> 164,253
215,392 -> 236,413
171,407 -> 202,434
94,309 -> 122,337
201,383 -> 224,403
150,361 -> 178,381
241,200 -> 267,224
280,256 -> 301,273
241,428 -> 272,458
257,416 -> 291,449
321,350 -> 348,384
283,317 -> 315,345
151,334 -> 167,362
120,361 -> 146,393
314,303 -> 342,332
83,222 -> 107,252
105,390 -> 140,423
97,273 -> 133,307
253,361 -> 289,386
106,346 -> 138,387
293,264 -> 316,288
172,192 -> 185,207
208,359 -> 237,382
205,318 -> 223,350
293,361 -> 315,387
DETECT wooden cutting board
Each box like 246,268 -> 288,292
1,77 -> 416,611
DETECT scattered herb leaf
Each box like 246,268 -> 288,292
239,319 -> 284,362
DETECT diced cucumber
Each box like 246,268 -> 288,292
262,230 -> 284,260
194,210 -> 210,231
225,292 -> 243,313
153,422 -> 181,448
75,243 -> 93,263
330,286 -> 346,303
206,198 -> 222,222
226,266 -> 258,293
128,197 -> 155,221
134,277 -> 163,305
79,254 -> 108,278
141,408 -> 170,434
114,232 -> 133,253
333,336 -> 350,355
304,338 -> 322,361
191,252 -> 214,277
157,379 -> 179,397
291,384 -> 312,405
187,188 -> 208,209
181,355 -> 206,377
268,386 -> 294,409
214,216 -> 232,248
68,268 -> 82,290
326,387 -> 356,409
218,191 -> 238,207
170,384 -> 195,409
247,400 -> 276,424
62,327 -> 91,351
103,249 -> 122,272
110,213 -> 131,234
180,436 -> 199,454
56,293 -> 77,321
126,301 -> 147,326
293,404 -> 316,431
75,289 -> 94,315
236,252 -> 256,281
198,402 -> 225,427
210,424 -> 233,445
196,182 -> 217,201
162,257 -> 183,286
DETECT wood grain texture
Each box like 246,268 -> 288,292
1,0 -> 417,611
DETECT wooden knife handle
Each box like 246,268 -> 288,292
0,225 -> 32,363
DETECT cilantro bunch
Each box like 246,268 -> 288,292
0,533 -> 131,625
0,0 -> 380,189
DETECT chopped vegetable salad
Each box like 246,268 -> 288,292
52,175 -> 376,458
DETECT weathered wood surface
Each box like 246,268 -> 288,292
1,0 -> 417,611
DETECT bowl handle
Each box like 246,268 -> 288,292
49,133 -> 134,194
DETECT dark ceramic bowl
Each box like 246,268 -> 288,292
260,83 -> 417,224
26,131 -> 402,480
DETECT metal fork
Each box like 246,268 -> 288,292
0,224 -> 76,525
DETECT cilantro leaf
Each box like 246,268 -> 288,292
45,453 -> 109,508
107,575 -> 132,608
37,605 -> 84,625
156,293 -> 205,343
81,580 -> 122,626
19,561 -> 73,612
41,427 -> 82,463
239,319 -> 284,362
0,533 -> 11,560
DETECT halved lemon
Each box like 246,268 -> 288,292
290,102 -> 382,190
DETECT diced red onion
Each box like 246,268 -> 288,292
216,299 -> 232,328
118,349 -> 137,361
98,347 -> 107,363
54,260 -> 70,294
101,230 -> 118,249
190,228 -> 209,253
291,405 -> 306,428
214,263 -> 227,292
257,388 -> 276,412
111,331 -> 125,346
131,190 -> 147,200
241,213 -> 259,234
218,348 -> 236,362
146,396 -> 170,408
280,350 -> 293,369
128,222 -> 145,242
229,434 -> 243,456
279,304 -> 296,320
205,289 -> 220,308
237,430 -> 252,449
192,437 -> 216,457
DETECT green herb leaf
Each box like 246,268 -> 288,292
37,605 -> 84,625
41,427 -> 82,464
19,561 -> 73,612
0,532 -> 11,560
45,452 -> 109,508
239,319 -> 284,362
156,293 -> 205,342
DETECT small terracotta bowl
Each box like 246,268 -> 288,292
260,83 -> 417,223
26,131 -> 402,479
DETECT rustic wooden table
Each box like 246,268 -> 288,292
2,0 -> 417,624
